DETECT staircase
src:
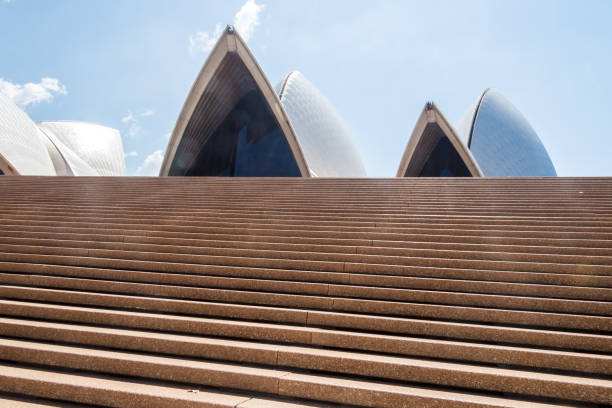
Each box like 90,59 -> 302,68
0,176 -> 610,407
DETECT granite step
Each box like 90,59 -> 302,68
0,266 -> 609,318
2,242 -> 611,277
2,316 -> 610,375
3,252 -> 611,290
0,363 -> 265,408
1,339 -> 610,404
1,176 -> 610,407
2,235 -> 611,267
2,214 -> 612,242
3,201 -> 609,215
4,210 -> 612,233
0,393 -> 92,408
3,227 -> 612,258
2,261 -> 609,301
5,206 -> 612,229
2,298 -> 611,353
3,221 -> 611,253
0,362 -> 590,408
0,273 -> 608,331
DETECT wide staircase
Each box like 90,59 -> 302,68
0,176 -> 610,407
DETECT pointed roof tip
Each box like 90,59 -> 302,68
222,24 -> 249,46
397,102 -> 483,178
160,21 -> 310,178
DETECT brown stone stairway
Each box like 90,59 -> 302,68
0,176 -> 610,407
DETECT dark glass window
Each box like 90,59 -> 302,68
0,169 -> 3,175
182,90 -> 300,177
418,137 -> 471,177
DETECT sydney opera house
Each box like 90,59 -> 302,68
0,92 -> 126,177
0,26 -> 556,178
4,25 -> 611,408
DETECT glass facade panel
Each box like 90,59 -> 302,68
417,138 -> 471,177
183,90 -> 300,177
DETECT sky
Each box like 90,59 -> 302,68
1,0 -> 611,177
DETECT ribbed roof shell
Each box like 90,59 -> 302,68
397,103 -> 482,177
457,89 -> 556,177
37,125 -> 99,176
277,71 -> 366,177
38,121 -> 125,176
0,93 -> 56,175
160,27 -> 309,177
38,128 -> 72,176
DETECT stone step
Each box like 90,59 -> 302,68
2,235 -> 611,267
0,363 -> 258,407
1,274 -> 609,329
3,227 -> 612,258
3,213 -> 612,239
6,205 -> 612,228
8,194 -> 612,206
0,364 -> 584,408
5,210 -> 612,232
3,242 -> 611,277
0,393 -> 332,408
1,338 -> 610,404
1,176 -> 610,406
3,298 -> 610,353
0,265 -> 609,318
3,252 -> 611,291
0,393 -> 92,408
4,219 -> 611,248
2,261 -> 609,301
2,316 -> 609,375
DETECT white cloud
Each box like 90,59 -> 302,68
189,0 -> 265,55
135,149 -> 163,176
121,109 -> 153,138
0,77 -> 67,109
189,23 -> 224,55
124,151 -> 138,158
121,111 -> 136,123
234,0 -> 265,42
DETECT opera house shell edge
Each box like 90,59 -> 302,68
0,26 -> 557,179
397,89 -> 557,178
159,26 -> 367,178
0,92 -> 125,177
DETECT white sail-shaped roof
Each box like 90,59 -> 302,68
160,26 -> 309,177
39,127 -> 72,176
277,71 -> 366,177
457,88 -> 556,177
37,125 -> 99,176
0,93 -> 56,175
38,121 -> 125,176
397,102 -> 482,177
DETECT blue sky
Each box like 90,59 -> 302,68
1,0 -> 610,176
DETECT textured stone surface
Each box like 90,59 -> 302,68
0,176 -> 611,407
